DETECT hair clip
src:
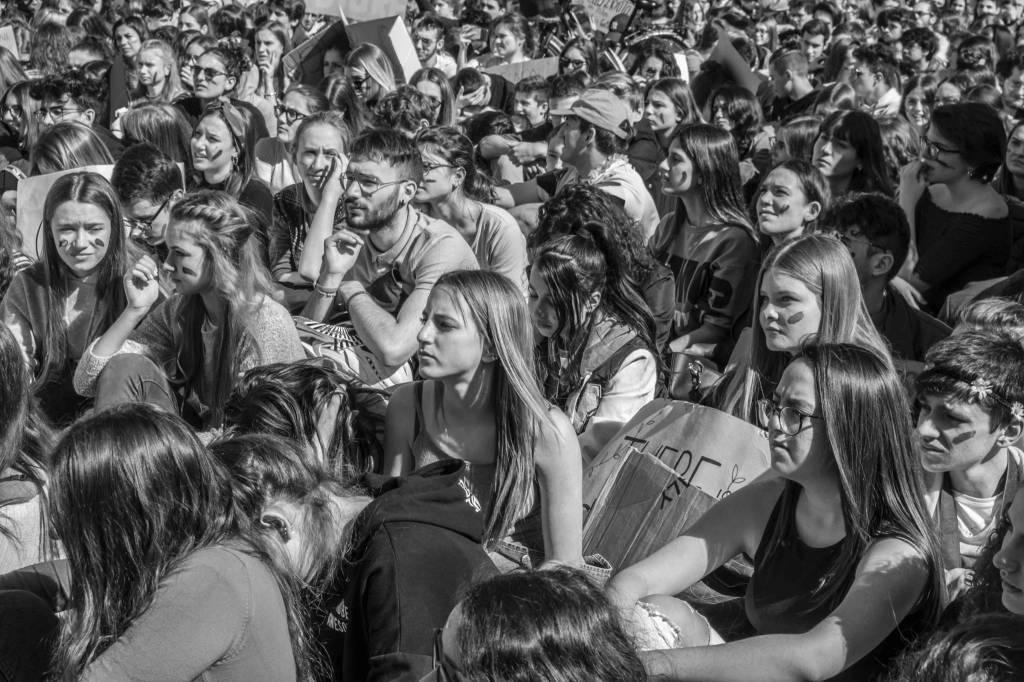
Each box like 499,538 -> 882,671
968,378 -> 994,401
1012,402 -> 1024,422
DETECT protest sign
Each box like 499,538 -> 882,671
304,0 -> 345,16
0,26 -> 19,59
346,16 -> 419,83
341,0 -> 407,23
16,165 -> 115,259
582,399 -> 771,569
482,57 -> 558,83
284,21 -> 350,86
582,0 -> 635,32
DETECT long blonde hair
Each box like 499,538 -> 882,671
137,39 -> 184,103
433,270 -> 554,544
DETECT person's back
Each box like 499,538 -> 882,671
83,544 -> 296,681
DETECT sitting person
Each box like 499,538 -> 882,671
1,172 -> 131,425
0,323 -> 56,574
532,227 -> 658,463
900,103 -> 1011,311
73,190 -> 303,430
300,128 -> 478,376
607,343 -> 944,681
214,434 -> 496,682
255,84 -> 329,193
754,159 -> 830,248
433,566 -> 647,681
823,192 -> 950,365
48,405 -> 309,679
384,270 -> 584,568
110,142 -> 185,260
914,329 -> 1024,596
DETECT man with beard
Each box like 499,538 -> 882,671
302,128 -> 478,371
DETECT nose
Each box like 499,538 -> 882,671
417,320 -> 433,344
644,102 -> 655,117
915,413 -> 940,441
761,303 -> 779,321
658,157 -> 670,173
72,228 -> 89,249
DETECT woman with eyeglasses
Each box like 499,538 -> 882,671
898,103 -> 1011,312
269,111 -> 350,311
190,100 -> 274,229
255,84 -> 328,194
0,172 -> 132,425
607,342 -> 944,681
345,44 -> 397,111
73,190 -> 302,430
410,68 -> 457,127
173,43 -> 272,141
413,127 -> 527,295
557,37 -> 598,77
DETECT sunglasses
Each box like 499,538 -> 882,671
194,66 -> 228,81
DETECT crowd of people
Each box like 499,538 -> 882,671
0,0 -> 1024,678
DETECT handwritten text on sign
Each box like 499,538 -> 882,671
582,0 -> 636,32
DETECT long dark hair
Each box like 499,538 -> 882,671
450,566 -> 646,681
169,191 -> 280,427
709,83 -> 764,158
533,226 -> 657,401
761,343 -> 944,624
192,100 -> 258,196
0,323 -> 54,550
818,110 -> 894,195
29,172 -> 129,388
48,404 -> 312,681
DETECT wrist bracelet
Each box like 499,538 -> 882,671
345,290 -> 370,307
314,284 -> 338,298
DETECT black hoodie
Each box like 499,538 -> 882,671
321,460 -> 497,682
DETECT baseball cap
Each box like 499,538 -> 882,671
548,89 -> 634,139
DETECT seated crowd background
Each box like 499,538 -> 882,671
3,0 -> 1024,678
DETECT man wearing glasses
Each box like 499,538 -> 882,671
824,193 -> 949,366
29,72 -> 123,160
413,14 -> 457,77
110,144 -> 184,259
302,128 -> 478,373
848,44 -> 902,117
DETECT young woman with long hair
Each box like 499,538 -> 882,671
346,44 -> 397,111
321,73 -> 373,133
253,20 -> 291,101
708,83 -> 767,168
0,172 -> 130,425
384,269 -> 584,567
410,67 -> 457,127
190,100 -> 273,224
608,343 -> 945,681
414,126 -> 527,294
754,159 -> 830,247
73,190 -> 303,429
269,111 -> 350,310
715,233 -> 892,425
255,84 -> 329,193
651,123 -> 761,365
472,12 -> 534,68
532,227 -> 658,462
48,404 -> 311,680
812,110 -> 894,198
119,102 -> 194,173
175,42 -> 272,140
634,78 -> 701,216
133,39 -> 184,104
0,323 -> 56,574
112,15 -> 147,66
1,80 -> 42,157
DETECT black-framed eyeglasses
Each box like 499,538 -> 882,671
559,57 -> 586,70
125,196 -> 171,238
274,103 -> 308,123
756,398 -> 823,436
350,76 -> 368,91
834,230 -> 878,251
34,105 -> 83,121
194,66 -> 228,81
424,95 -> 442,112
341,172 -> 407,195
923,138 -> 960,157
1,104 -> 22,118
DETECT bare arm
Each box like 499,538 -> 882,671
297,160 -> 345,282
534,408 -> 585,565
341,280 -> 430,368
382,382 -> 418,477
640,538 -> 932,682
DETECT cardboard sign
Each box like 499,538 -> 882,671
0,26 -> 18,59
346,16 -> 420,84
16,166 -> 115,259
341,0 -> 407,23
284,20 -> 350,86
305,0 -> 346,17
481,57 -> 558,84
582,399 -> 771,569
582,0 -> 635,32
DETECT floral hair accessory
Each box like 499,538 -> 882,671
968,378 -> 994,401
1012,402 -> 1024,422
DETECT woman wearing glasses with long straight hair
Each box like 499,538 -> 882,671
608,343 -> 945,681
255,84 -> 329,194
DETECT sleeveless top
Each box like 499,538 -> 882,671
410,381 -> 544,551
745,484 -> 931,681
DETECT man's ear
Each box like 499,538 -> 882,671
539,99 -> 549,116
82,107 -> 96,126
869,251 -> 894,279
999,418 -> 1024,447
225,75 -> 238,93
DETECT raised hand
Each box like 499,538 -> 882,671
124,255 -> 162,313
321,229 -> 364,279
